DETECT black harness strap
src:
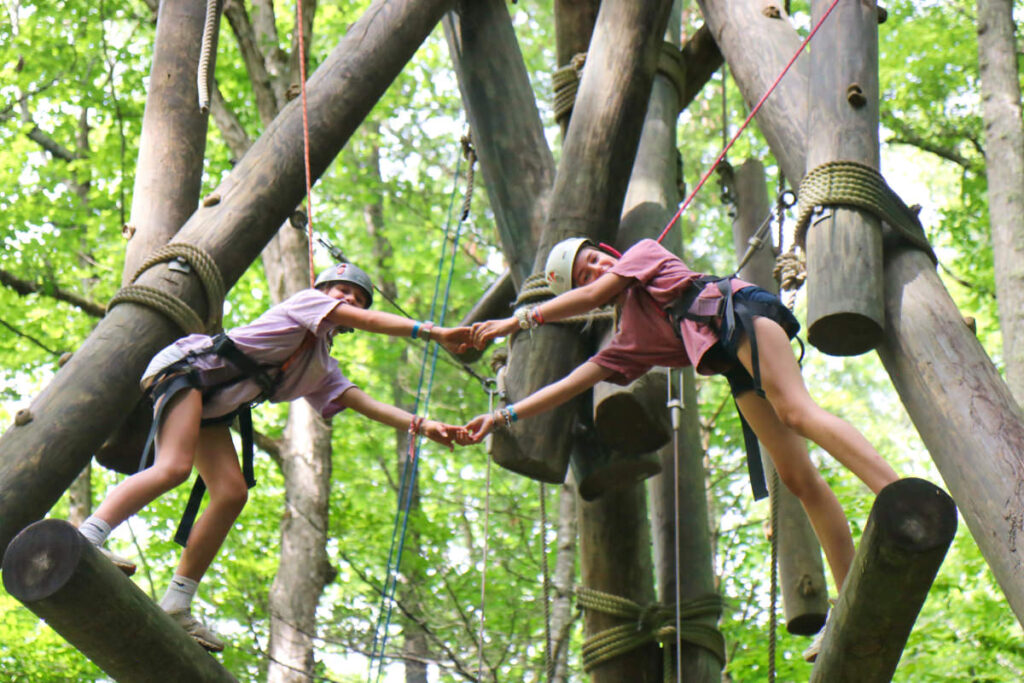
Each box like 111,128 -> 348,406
666,276 -> 769,500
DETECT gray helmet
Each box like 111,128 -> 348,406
313,262 -> 374,308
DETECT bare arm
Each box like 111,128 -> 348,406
335,387 -> 461,449
327,304 -> 471,354
472,272 -> 629,347
465,362 -> 614,441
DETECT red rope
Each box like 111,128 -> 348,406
656,0 -> 843,245
296,0 -> 315,287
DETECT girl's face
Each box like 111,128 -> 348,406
572,247 -> 618,287
324,282 -> 370,309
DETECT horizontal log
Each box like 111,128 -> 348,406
3,519 -> 236,682
452,270 -> 515,364
810,478 -> 956,681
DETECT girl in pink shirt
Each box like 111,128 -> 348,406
78,262 -> 470,651
466,238 -> 899,661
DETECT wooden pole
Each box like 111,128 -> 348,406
700,0 -> 1024,628
804,0 -> 884,355
0,0 -> 453,558
3,519 -> 237,682
810,478 -> 957,681
121,0 -> 219,282
729,158 -> 828,635
443,0 -> 554,287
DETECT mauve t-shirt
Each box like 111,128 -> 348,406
145,289 -> 357,419
590,239 -> 752,385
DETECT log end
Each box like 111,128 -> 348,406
3,519 -> 84,603
875,477 -> 957,553
807,312 -> 883,356
594,392 -> 670,454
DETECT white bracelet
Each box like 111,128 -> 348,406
514,307 -> 531,330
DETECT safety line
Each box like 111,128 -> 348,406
656,0 -> 843,245
295,0 -> 316,287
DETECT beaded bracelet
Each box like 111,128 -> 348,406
492,406 -> 519,429
408,415 -> 424,435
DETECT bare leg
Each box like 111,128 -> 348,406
93,389 -> 202,527
734,317 -> 899,494
175,424 -> 248,581
735,392 -> 855,588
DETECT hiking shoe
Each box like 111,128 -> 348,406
167,610 -> 225,652
97,546 -> 136,576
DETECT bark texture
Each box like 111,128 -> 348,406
976,0 -> 1024,404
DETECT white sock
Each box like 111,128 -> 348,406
160,574 -> 199,613
78,516 -> 112,546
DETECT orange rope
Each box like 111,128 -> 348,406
296,0 -> 315,287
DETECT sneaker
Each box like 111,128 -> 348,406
167,609 -> 225,652
97,546 -> 136,576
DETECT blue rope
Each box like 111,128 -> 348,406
367,144 -> 468,682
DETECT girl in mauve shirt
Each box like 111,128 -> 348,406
78,262 -> 471,652
466,238 -> 899,659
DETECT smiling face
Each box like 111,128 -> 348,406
323,282 -> 370,309
571,246 -> 618,288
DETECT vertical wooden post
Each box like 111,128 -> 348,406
729,159 -> 829,635
804,0 -> 884,355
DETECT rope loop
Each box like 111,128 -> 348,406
575,586 -> 725,673
108,242 -> 225,334
794,160 -> 937,263
552,52 -> 587,123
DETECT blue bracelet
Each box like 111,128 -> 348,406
411,322 -> 421,339
507,405 -> 519,423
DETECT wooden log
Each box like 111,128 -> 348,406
0,0 -> 454,558
810,478 -> 957,681
3,519 -> 237,682
578,487 -> 661,682
443,0 -> 554,287
553,0 -> 600,135
649,368 -> 723,682
804,0 -> 884,355
122,0 -> 218,282
730,159 -> 828,635
700,0 -> 1024,627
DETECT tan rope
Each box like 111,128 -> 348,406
513,272 -> 614,326
552,53 -> 587,124
108,242 -> 225,334
794,160 -> 936,262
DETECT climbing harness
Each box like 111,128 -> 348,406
656,0 -> 844,246
367,133 -> 475,683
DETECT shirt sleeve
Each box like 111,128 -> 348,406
303,362 -> 358,419
285,289 -> 345,338
609,239 -> 677,286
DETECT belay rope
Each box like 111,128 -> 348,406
367,133 -> 476,683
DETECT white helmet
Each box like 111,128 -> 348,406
544,237 -> 592,295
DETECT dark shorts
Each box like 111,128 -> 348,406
716,286 -> 800,397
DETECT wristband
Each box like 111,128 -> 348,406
411,322 -> 421,339
421,322 -> 435,341
507,405 -> 519,423
531,308 -> 544,326
408,415 -> 424,435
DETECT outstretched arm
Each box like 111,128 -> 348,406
472,272 -> 629,348
327,305 -> 471,354
336,387 -> 462,450
465,362 -> 614,442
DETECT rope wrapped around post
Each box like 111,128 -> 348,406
107,243 -> 226,335
793,160 -> 937,263
576,586 -> 725,678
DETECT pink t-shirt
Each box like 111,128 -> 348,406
148,289 -> 357,419
590,239 -> 751,384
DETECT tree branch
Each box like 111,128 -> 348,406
0,268 -> 107,318
0,317 -> 63,356
679,23 -> 723,112
250,0 -> 290,106
883,114 -> 980,170
210,80 -> 253,159
223,0 -> 280,125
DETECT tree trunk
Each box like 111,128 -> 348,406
0,0 -> 453,559
729,158 -> 828,635
804,0 -> 884,355
66,465 -> 92,528
122,0 -> 218,282
549,481 -> 578,683
2,519 -> 236,682
443,0 -> 554,287
701,0 -> 1024,627
810,478 -> 957,681
976,0 -> 1024,404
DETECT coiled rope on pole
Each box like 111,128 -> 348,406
512,273 -> 615,326
793,160 -> 936,263
108,242 -> 225,334
196,0 -> 220,113
576,586 -> 725,678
